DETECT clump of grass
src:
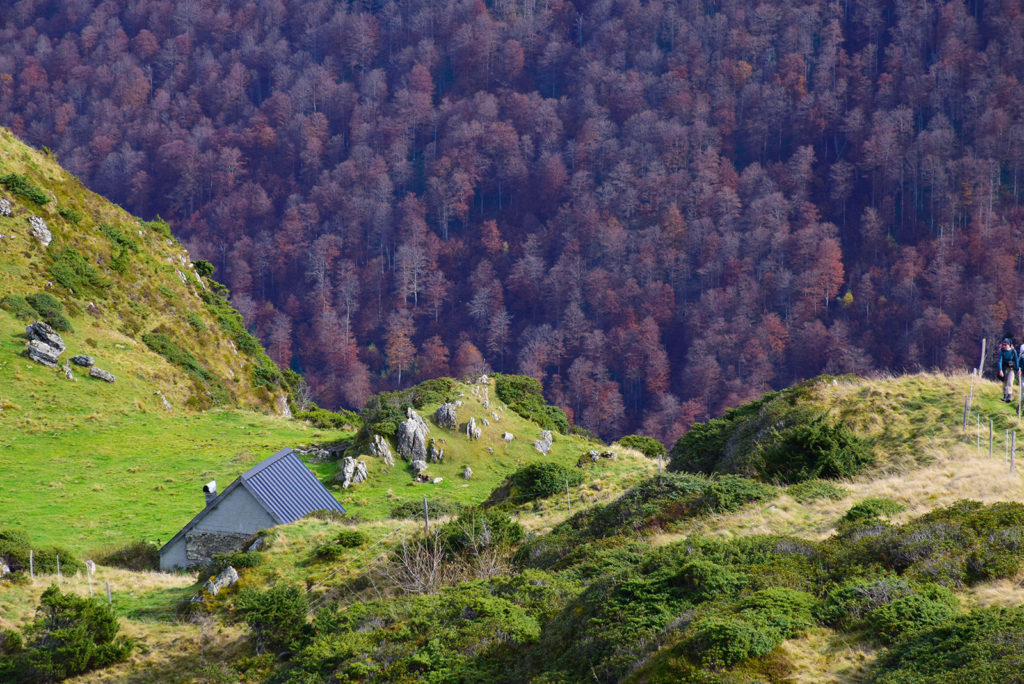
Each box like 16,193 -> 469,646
50,247 -> 108,297
788,479 -> 848,504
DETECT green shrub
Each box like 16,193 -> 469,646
569,425 -> 603,443
294,405 -> 360,431
142,330 -> 230,406
186,312 -> 207,333
757,417 -> 874,483
736,587 -> 817,635
194,260 -> 214,277
788,479 -> 848,503
440,507 -> 524,552
5,585 -> 132,682
494,373 -> 570,433
0,294 -> 36,320
701,475 -> 776,513
391,498 -> 461,519
872,606 -> 1024,682
97,541 -> 159,571
840,497 -> 905,526
1,628 -> 23,655
57,206 -> 82,224
816,576 -> 914,628
671,559 -> 748,602
98,224 -> 138,252
335,529 -> 367,548
142,216 -> 171,237
0,173 -> 50,205
617,434 -> 667,459
685,614 -> 782,667
50,247 -> 109,297
236,584 -> 309,654
251,363 -> 283,389
508,462 -> 584,501
25,292 -> 72,331
867,585 -> 959,644
198,551 -> 264,584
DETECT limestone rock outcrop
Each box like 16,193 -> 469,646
89,367 -> 116,382
533,430 -> 554,455
370,434 -> 395,466
435,403 -> 458,429
397,407 -> 430,461
70,355 -> 95,367
0,198 -> 11,216
337,456 -> 369,489
26,321 -> 65,367
28,215 -> 51,246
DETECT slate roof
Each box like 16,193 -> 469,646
158,447 -> 345,556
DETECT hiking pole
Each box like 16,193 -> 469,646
1017,369 -> 1021,419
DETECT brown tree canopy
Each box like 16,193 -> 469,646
3,0 -> 1024,441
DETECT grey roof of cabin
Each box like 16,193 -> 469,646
158,447 -> 345,556
242,447 -> 345,524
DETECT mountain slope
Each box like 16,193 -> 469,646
1,372 -> 1015,683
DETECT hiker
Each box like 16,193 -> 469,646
998,338 -> 1020,402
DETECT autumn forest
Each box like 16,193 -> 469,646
2,0 -> 1023,442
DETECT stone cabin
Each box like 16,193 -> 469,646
158,447 -> 345,571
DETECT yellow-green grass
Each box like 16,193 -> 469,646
0,126 -> 279,411
326,377 -> 656,522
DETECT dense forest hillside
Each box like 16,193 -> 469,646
2,0 -> 1022,440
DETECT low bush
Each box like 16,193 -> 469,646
50,247 -> 109,297
295,404 -> 360,431
193,260 -> 214,277
0,294 -> 36,320
391,498 -> 461,519
867,585 -> 958,644
0,172 -> 50,205
0,585 -> 132,682
872,606 -> 1024,682
494,373 -> 569,433
97,541 -> 159,571
685,614 -> 782,668
671,559 -> 748,602
98,224 -> 138,252
508,462 -> 584,502
757,417 -> 874,483
236,584 -> 310,654
617,434 -> 667,459
816,576 -> 915,628
25,292 -> 72,331
440,507 -> 524,552
701,475 -> 776,514
142,216 -> 171,237
199,551 -> 264,584
787,479 -> 848,503
57,206 -> 82,224
840,497 -> 905,526
186,312 -> 207,333
142,330 -> 230,406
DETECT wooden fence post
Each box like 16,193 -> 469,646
29,549 -> 33,580
963,395 -> 970,430
565,477 -> 571,515
990,420 -> 994,458
422,496 -> 429,534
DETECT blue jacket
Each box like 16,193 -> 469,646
999,346 -> 1020,373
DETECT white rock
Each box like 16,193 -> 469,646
28,216 -> 51,246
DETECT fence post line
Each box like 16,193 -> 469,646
29,549 -> 33,580
106,581 -> 112,604
422,495 -> 429,534
963,395 -> 970,430
56,554 -> 61,586
1013,432 -> 1017,472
